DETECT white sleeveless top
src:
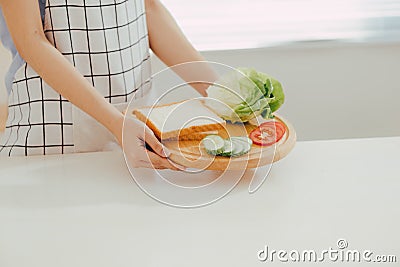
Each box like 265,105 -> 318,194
0,0 -> 151,156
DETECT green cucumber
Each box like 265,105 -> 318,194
202,135 -> 252,157
220,140 -> 234,156
230,140 -> 244,157
230,136 -> 252,146
202,135 -> 225,155
229,138 -> 252,157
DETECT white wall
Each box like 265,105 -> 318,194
152,42 -> 400,141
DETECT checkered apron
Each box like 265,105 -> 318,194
0,0 -> 151,156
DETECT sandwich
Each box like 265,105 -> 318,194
133,100 -> 225,140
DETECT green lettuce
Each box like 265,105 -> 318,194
206,68 -> 285,123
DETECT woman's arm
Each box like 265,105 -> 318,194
1,0 -> 123,141
0,79 -> 6,132
0,0 -> 123,140
0,0 -> 177,169
145,0 -> 218,96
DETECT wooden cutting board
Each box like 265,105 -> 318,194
163,114 -> 296,170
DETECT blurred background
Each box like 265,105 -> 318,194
152,0 -> 400,141
1,0 -> 400,140
162,0 -> 400,51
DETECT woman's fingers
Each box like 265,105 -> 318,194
143,126 -> 170,158
123,118 -> 184,170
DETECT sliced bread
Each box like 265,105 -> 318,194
133,100 -> 225,140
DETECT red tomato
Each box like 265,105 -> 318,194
249,121 -> 286,146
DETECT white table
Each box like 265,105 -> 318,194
1,137 -> 399,266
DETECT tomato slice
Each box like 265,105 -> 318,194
249,121 -> 286,146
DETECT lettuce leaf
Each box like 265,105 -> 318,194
206,68 -> 285,122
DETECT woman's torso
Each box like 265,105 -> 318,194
0,0 -> 151,157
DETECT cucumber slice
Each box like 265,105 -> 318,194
202,135 -> 252,157
220,140 -> 234,156
229,138 -> 251,157
230,137 -> 252,154
240,142 -> 252,156
230,136 -> 252,146
230,141 -> 244,157
202,135 -> 225,155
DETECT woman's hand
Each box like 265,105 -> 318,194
121,116 -> 182,170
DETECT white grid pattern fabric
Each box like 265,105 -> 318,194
0,0 -> 151,157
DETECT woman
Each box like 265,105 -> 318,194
0,0 -> 215,169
